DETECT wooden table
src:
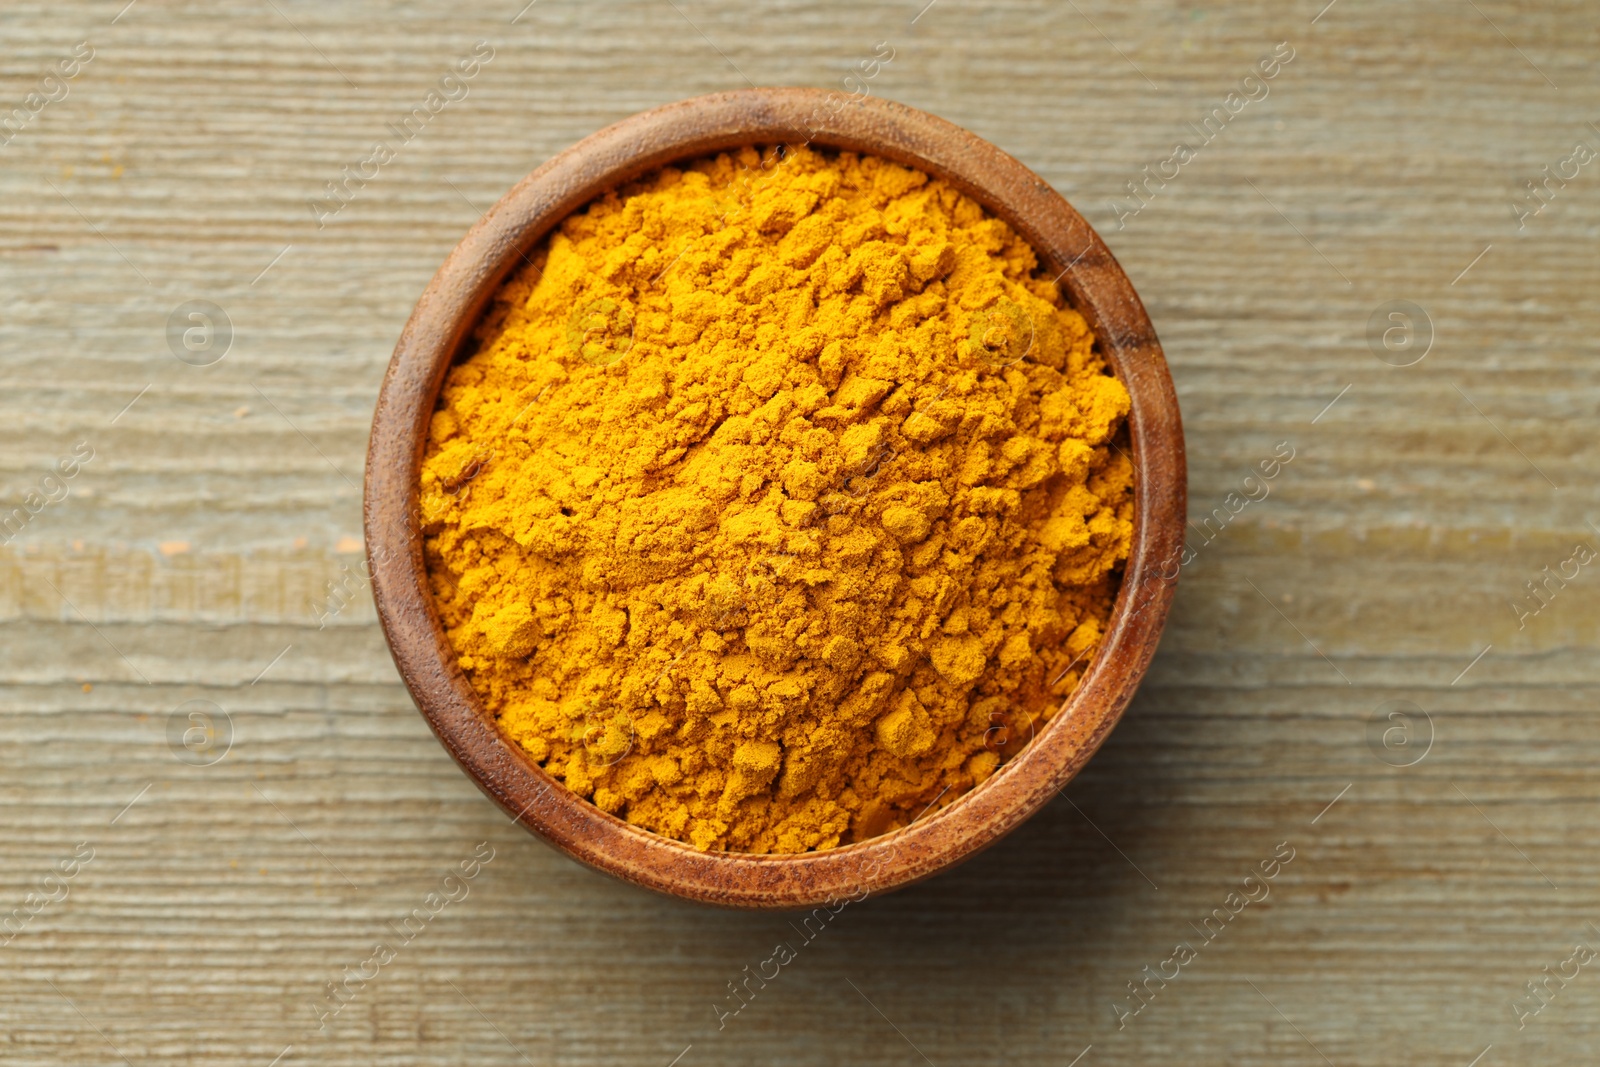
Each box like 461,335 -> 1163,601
2,1 -> 1595,1063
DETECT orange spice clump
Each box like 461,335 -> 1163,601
420,145 -> 1133,853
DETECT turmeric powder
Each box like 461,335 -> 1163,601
420,144 -> 1133,854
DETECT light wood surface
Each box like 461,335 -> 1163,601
2,1 -> 1597,1064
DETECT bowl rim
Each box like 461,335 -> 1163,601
364,86 -> 1185,909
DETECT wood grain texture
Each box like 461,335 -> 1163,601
1,0 -> 1597,1063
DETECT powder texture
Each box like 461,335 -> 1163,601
421,145 -> 1133,854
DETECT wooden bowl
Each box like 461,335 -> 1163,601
365,87 -> 1184,909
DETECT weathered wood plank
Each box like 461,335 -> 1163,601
1,0 -> 1597,1063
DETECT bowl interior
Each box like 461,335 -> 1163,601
364,87 -> 1184,909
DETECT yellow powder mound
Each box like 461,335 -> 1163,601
421,145 -> 1133,854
